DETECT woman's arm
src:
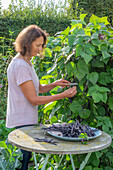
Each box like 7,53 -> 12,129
20,80 -> 77,106
39,79 -> 70,93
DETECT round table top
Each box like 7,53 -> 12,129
8,125 -> 112,154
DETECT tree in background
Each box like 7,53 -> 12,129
1,0 -> 112,40
67,0 -> 113,26
0,0 -> 70,38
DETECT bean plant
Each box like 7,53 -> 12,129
34,14 -> 113,169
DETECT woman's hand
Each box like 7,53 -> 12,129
53,79 -> 70,88
39,79 -> 70,93
62,86 -> 77,98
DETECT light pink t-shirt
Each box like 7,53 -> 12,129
6,58 -> 39,128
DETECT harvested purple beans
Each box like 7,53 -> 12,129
34,137 -> 58,145
42,120 -> 98,138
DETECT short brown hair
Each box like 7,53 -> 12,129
13,25 -> 47,57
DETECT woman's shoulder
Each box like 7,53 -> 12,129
7,58 -> 29,73
13,58 -> 27,65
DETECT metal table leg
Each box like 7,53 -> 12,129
41,154 -> 50,170
55,155 -> 64,170
33,152 -> 92,170
79,152 -> 92,170
33,152 -> 38,170
33,153 -> 50,170
70,154 -> 76,170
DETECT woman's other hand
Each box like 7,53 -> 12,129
62,86 -> 77,98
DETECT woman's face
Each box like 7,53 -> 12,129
31,36 -> 44,57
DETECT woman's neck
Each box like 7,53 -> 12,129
15,53 -> 32,66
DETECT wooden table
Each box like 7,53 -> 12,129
8,125 -> 112,170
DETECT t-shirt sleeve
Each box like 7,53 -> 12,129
15,64 -> 32,86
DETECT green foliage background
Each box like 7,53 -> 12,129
0,0 -> 70,38
36,14 -> 113,169
67,0 -> 113,26
0,0 -> 113,169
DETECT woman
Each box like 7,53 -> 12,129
6,25 -> 77,170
